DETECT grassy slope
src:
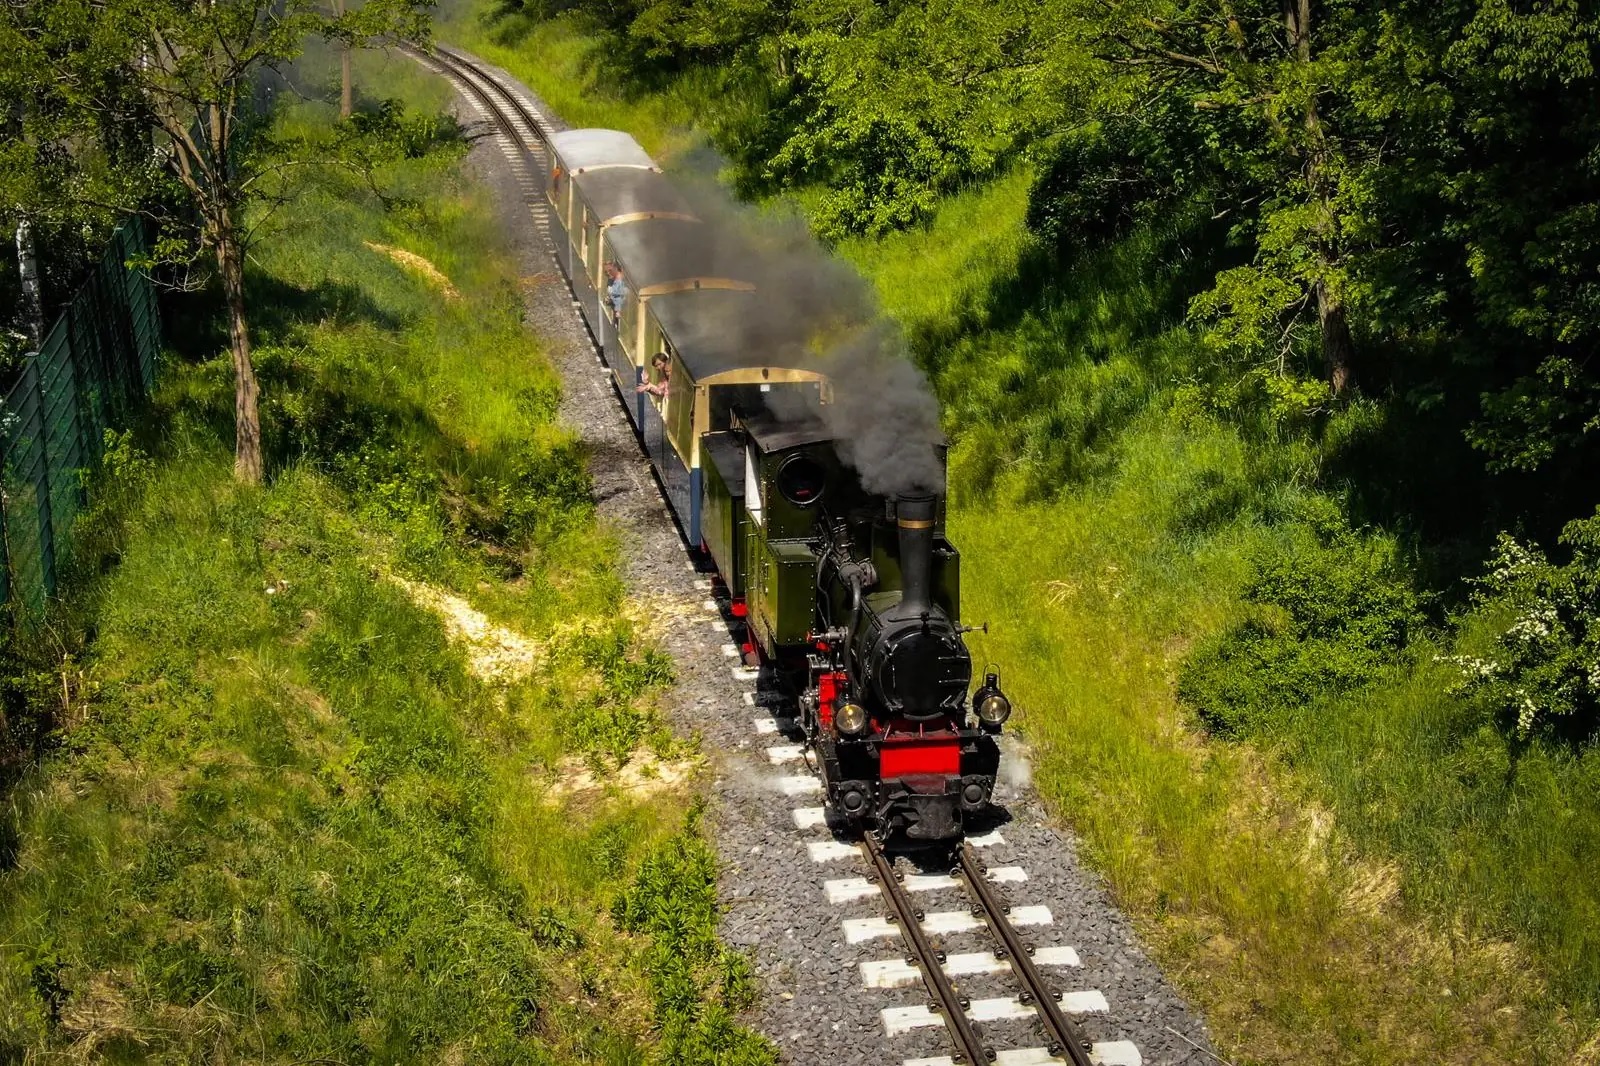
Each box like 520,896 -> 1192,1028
0,54 -> 771,1065
445,13 -> 1600,1064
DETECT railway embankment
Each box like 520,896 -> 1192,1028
435,8 -> 1600,1065
0,55 -> 767,1062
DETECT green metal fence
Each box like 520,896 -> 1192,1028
0,224 -> 161,622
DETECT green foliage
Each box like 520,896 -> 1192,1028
1446,510 -> 1600,742
759,0 -> 1078,239
0,82 -> 770,1064
1023,99 -> 1215,254
612,805 -> 777,1066
0,0 -> 434,248
1179,526 -> 1422,738
485,0 -> 1082,239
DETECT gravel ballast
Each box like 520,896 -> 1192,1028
422,44 -> 1221,1066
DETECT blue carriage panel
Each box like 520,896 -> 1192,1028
633,367 -> 647,431
689,467 -> 703,548
642,394 -> 666,478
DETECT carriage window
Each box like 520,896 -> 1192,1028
776,455 -> 826,507
745,445 -> 763,528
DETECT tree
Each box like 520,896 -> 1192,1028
1,0 -> 431,483
1078,0 -> 1371,395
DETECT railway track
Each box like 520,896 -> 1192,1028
864,835 -> 1102,1066
400,44 -> 564,269
409,43 -> 553,158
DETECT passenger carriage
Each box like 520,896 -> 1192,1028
545,130 -> 830,568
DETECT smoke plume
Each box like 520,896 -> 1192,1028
667,161 -> 948,497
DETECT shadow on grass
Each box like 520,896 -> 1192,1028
917,209 -> 1236,503
163,272 -> 407,366
1319,335 -> 1600,598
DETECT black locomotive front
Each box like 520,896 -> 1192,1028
807,493 -> 1010,842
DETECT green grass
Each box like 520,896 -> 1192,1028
0,57 -> 773,1065
438,13 -> 707,162
439,11 -> 1600,1061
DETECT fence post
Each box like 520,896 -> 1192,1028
31,343 -> 56,601
0,397 -> 15,626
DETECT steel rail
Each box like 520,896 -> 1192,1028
433,45 -> 554,150
863,835 -> 990,1065
401,45 -> 548,162
959,843 -> 1097,1066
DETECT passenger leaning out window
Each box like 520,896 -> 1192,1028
636,352 -> 670,398
605,262 -> 626,323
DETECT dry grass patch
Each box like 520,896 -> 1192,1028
543,751 -> 700,805
391,575 -> 542,681
363,241 -> 461,299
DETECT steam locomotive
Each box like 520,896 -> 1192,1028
544,128 -> 1011,841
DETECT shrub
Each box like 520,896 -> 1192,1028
1179,526 -> 1422,737
1444,508 -> 1600,742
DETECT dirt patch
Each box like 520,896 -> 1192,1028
364,241 -> 461,300
618,591 -> 705,642
391,576 -> 539,681
60,971 -> 147,1054
543,751 -> 698,804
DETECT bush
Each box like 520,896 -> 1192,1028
1024,87 -> 1234,258
1179,525 -> 1422,737
1444,508 -> 1600,742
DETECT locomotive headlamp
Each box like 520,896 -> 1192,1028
835,701 -> 870,737
977,692 -> 1011,726
973,672 -> 1011,730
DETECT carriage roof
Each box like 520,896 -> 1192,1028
571,168 -> 694,226
651,288 -> 822,383
549,129 -> 655,172
742,411 -> 835,452
608,218 -> 755,294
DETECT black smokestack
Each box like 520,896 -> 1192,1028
896,493 -> 936,617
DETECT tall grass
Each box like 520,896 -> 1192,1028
438,12 -> 707,161
0,59 -> 772,1065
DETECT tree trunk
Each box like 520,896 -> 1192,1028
1286,0 -> 1355,396
336,0 -> 353,119
15,218 -> 46,350
341,46 -> 353,118
215,211 -> 262,484
1314,278 -> 1355,394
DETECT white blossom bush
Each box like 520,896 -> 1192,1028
1448,510 -> 1600,741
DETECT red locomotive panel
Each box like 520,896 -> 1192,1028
880,736 -> 962,778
